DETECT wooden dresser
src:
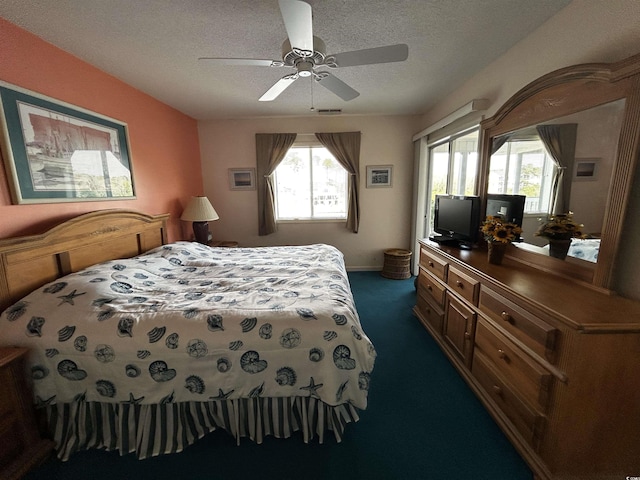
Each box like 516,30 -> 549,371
414,240 -> 640,480
0,347 -> 54,480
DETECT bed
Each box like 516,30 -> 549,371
0,210 -> 375,460
541,237 -> 600,263
567,238 -> 600,262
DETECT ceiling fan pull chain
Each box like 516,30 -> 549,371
310,73 -> 315,111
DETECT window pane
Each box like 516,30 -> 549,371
311,148 -> 348,218
488,139 -> 555,214
426,129 -> 479,236
450,131 -> 479,196
427,143 -> 449,234
274,146 -> 347,220
275,147 -> 311,219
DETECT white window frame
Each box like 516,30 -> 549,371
488,139 -> 556,215
425,127 -> 480,237
273,142 -> 348,223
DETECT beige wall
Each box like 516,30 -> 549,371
419,0 -> 640,129
417,0 -> 640,298
198,115 -> 421,270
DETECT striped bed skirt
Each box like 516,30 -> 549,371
43,396 -> 361,460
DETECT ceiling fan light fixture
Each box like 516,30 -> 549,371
297,61 -> 313,77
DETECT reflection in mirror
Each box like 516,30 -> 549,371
487,100 -> 626,263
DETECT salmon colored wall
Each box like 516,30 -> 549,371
0,18 -> 203,241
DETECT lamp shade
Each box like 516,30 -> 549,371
180,196 -> 219,222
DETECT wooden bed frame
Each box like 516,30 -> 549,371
0,209 -> 169,312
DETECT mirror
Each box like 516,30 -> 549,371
478,53 -> 640,289
487,100 -> 625,264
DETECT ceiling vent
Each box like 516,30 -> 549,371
317,109 -> 342,115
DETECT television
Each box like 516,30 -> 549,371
485,193 -> 526,231
430,194 -> 481,248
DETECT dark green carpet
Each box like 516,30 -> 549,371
25,272 -> 532,480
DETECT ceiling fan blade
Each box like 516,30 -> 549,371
327,44 -> 409,68
278,0 -> 313,55
259,74 -> 298,101
198,57 -> 283,67
315,73 -> 359,101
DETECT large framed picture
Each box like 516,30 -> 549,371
0,82 -> 135,204
366,165 -> 393,188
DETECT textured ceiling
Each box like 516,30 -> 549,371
0,0 -> 571,120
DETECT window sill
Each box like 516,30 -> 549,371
277,218 -> 346,224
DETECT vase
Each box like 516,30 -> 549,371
548,239 -> 572,260
487,241 -> 508,265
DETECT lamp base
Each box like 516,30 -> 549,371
192,221 -> 210,244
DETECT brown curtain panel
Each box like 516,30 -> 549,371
315,132 -> 361,233
536,124 -> 578,215
256,133 -> 297,236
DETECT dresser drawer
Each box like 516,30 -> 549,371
479,286 -> 558,363
416,288 -> 445,334
420,247 -> 448,282
418,267 -> 446,307
447,266 -> 480,306
475,318 -> 552,411
444,293 -> 476,368
473,351 -> 546,450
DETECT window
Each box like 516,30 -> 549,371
426,128 -> 479,234
273,146 -> 348,220
488,138 -> 555,214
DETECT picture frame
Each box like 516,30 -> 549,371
228,168 -> 256,190
573,158 -> 599,181
0,81 -> 135,204
366,165 -> 393,188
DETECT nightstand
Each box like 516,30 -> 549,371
209,241 -> 239,248
0,347 -> 54,480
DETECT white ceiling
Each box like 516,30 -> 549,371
0,0 -> 571,120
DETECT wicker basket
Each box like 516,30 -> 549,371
381,248 -> 412,279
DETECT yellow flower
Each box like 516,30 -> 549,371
535,212 -> 584,240
481,216 -> 522,244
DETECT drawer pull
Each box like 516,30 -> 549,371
492,385 -> 503,396
456,281 -> 464,288
427,285 -> 432,291
497,349 -> 508,361
501,311 -> 512,322
428,261 -> 434,267
464,331 -> 471,339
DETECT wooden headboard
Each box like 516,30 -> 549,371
0,209 -> 170,312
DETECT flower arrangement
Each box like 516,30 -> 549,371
535,212 -> 584,240
481,216 -> 523,244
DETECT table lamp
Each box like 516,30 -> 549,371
180,196 -> 219,244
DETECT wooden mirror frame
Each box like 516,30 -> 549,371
478,52 -> 640,290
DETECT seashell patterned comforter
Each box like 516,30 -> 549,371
0,242 -> 376,411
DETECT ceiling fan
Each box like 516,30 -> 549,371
198,0 -> 409,102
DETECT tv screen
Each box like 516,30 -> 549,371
432,195 -> 481,247
485,194 -> 526,227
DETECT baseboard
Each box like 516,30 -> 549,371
345,266 -> 382,272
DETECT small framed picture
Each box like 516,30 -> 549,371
366,165 -> 393,188
573,158 -> 599,181
228,168 -> 256,190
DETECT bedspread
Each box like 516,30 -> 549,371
0,242 -> 375,411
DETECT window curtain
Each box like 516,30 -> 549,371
315,132 -> 361,233
535,124 -> 578,215
491,134 -> 511,155
256,133 -> 297,236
